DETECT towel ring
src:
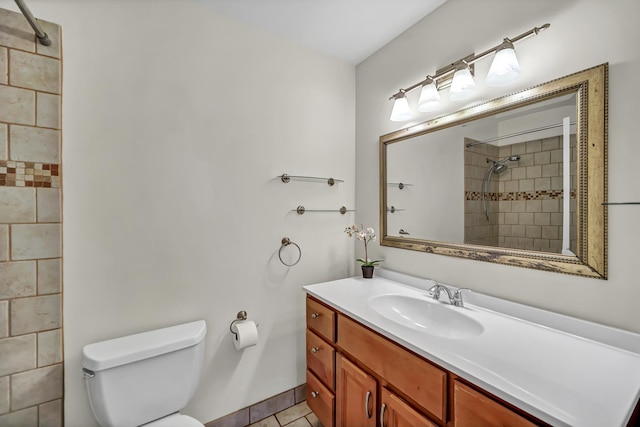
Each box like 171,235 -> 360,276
279,237 -> 302,267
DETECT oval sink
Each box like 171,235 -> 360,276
367,294 -> 484,339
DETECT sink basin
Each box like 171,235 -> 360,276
367,294 -> 484,339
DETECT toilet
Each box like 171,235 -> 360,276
81,320 -> 207,427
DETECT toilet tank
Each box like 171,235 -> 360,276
82,320 -> 207,427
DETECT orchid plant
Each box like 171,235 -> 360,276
344,225 -> 384,267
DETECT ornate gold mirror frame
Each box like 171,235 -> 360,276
380,64 -> 608,279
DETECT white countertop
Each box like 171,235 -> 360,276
303,273 -> 640,427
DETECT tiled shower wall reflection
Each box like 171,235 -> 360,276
0,8 -> 63,427
464,140 -> 499,247
465,135 -> 576,254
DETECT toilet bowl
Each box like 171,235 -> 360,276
82,320 -> 207,427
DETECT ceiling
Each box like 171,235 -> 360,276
196,0 -> 448,65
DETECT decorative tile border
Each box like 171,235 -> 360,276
466,190 -> 576,202
0,160 -> 60,188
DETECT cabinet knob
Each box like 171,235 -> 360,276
311,391 -> 319,398
310,347 -> 320,353
311,313 -> 320,319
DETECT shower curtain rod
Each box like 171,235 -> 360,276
465,121 -> 577,147
14,0 -> 51,46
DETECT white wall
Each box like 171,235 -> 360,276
356,0 -> 640,332
1,0 -> 355,425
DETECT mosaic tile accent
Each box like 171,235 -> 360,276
466,190 -> 576,202
0,160 -> 60,188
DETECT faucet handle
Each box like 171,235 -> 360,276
452,288 -> 470,307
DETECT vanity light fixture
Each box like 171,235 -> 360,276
388,23 -> 550,121
449,61 -> 476,101
390,90 -> 412,122
486,38 -> 521,86
417,76 -> 441,112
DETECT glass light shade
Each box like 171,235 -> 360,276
486,47 -> 521,86
449,65 -> 476,101
417,81 -> 441,112
390,95 -> 412,121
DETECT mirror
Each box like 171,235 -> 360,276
380,64 -> 608,279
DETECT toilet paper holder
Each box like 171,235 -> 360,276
229,311 -> 258,340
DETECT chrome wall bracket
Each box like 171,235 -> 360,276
279,173 -> 343,186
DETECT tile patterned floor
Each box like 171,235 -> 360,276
248,402 -> 321,427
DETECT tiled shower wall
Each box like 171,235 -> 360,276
464,139 -> 499,247
0,8 -> 63,427
465,135 -> 576,254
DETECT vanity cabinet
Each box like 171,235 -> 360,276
306,295 -> 545,427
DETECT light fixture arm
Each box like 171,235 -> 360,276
389,23 -> 550,99
389,89 -> 407,101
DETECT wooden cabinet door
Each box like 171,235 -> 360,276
380,388 -> 438,427
336,353 -> 377,427
453,380 -> 539,427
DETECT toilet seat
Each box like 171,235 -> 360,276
143,413 -> 204,427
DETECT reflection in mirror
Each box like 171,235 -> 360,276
387,126 -> 465,243
463,94 -> 576,255
387,94 -> 577,253
381,65 -> 607,278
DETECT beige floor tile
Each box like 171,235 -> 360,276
275,402 -> 311,426
305,412 -> 322,427
248,415 -> 279,427
283,419 -> 311,427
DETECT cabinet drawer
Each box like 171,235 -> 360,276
306,330 -> 335,391
307,297 -> 336,342
307,369 -> 335,427
337,314 -> 447,422
453,380 -> 539,427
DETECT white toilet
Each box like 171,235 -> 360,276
81,320 -> 207,427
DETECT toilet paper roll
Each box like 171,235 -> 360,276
233,320 -> 258,351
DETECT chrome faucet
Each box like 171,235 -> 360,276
428,283 -> 454,304
427,283 -> 468,307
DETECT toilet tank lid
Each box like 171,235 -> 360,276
82,320 -> 207,372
